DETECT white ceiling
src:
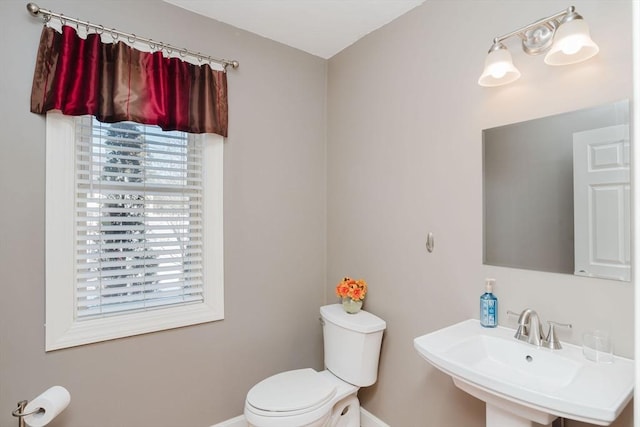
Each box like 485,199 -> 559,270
164,0 -> 426,59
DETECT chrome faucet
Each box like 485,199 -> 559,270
511,308 -> 572,349
516,308 -> 544,346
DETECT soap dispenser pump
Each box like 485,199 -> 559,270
480,278 -> 498,328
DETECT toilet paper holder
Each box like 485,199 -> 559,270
12,400 -> 44,427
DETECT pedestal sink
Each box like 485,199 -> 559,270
413,319 -> 634,427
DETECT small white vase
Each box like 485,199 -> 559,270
342,297 -> 363,314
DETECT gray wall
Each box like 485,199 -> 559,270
327,1 -> 634,426
0,1 -> 635,427
0,1 -> 327,426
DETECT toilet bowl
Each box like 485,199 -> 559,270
244,304 -> 386,427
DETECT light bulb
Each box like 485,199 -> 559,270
561,39 -> 582,55
491,67 -> 507,79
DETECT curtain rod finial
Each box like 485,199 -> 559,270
26,3 -> 40,17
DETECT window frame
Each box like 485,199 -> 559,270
45,112 -> 224,351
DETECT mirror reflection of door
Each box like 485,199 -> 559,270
482,99 -> 630,280
573,124 -> 630,281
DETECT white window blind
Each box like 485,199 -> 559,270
74,117 -> 204,318
46,112 -> 223,350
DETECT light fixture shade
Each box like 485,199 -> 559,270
478,47 -> 521,87
544,18 -> 599,65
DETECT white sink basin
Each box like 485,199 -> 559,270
414,319 -> 634,426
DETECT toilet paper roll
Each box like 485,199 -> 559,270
24,386 -> 71,427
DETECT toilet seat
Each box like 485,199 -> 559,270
246,368 -> 337,414
244,369 -> 359,427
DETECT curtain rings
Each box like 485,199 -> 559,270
110,28 -> 119,41
128,34 -> 137,44
180,48 -> 188,58
58,13 -> 66,27
96,25 -> 104,35
148,39 -> 156,51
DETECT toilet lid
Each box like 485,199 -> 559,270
247,368 -> 337,412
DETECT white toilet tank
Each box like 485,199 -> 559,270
320,304 -> 386,387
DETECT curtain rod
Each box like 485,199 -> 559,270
26,2 -> 239,70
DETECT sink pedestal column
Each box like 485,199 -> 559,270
486,404 -> 553,427
453,378 -> 556,427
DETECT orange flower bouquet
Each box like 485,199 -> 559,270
336,277 -> 367,314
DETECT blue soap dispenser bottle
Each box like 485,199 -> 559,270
480,278 -> 498,328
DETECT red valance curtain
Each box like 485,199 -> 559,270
31,25 -> 228,136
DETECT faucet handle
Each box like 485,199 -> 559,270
507,310 -> 529,341
544,321 -> 572,350
507,309 -> 534,341
506,310 -> 522,321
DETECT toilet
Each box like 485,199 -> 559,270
244,303 -> 386,427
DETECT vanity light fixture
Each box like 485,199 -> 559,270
478,6 -> 599,87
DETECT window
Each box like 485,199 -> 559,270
45,112 -> 223,350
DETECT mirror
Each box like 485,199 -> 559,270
483,100 -> 630,281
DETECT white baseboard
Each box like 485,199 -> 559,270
211,408 -> 390,427
211,415 -> 246,427
361,407 -> 391,427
